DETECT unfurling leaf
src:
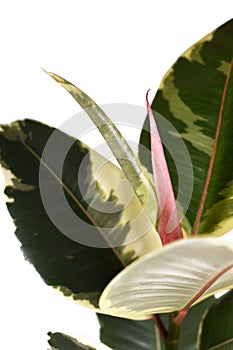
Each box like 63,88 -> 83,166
146,91 -> 183,245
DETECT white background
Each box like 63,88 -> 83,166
0,1 -> 232,349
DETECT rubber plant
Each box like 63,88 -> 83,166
0,19 -> 233,350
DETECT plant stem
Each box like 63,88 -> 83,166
152,314 -> 168,341
165,314 -> 181,350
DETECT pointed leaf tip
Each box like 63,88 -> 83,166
44,71 -> 160,236
146,91 -> 183,244
43,69 -> 64,83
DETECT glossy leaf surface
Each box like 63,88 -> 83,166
97,314 -> 159,350
0,119 -> 161,311
45,70 -> 158,228
139,19 -> 233,237
99,238 -> 233,318
178,297 -> 215,350
198,290 -> 233,350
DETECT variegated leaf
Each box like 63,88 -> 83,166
48,332 -> 96,350
0,119 -> 161,313
99,237 -> 233,319
139,19 -> 233,237
44,70 -> 158,228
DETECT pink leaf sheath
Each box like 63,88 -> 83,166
146,91 -> 183,245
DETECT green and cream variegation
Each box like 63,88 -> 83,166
99,237 -> 233,319
139,19 -> 233,237
1,19 -> 233,350
0,119 -> 161,313
44,70 -> 158,229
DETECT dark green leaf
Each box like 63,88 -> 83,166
48,332 -> 96,350
198,290 -> 233,350
0,119 -> 160,310
139,19 -> 233,237
178,296 -> 215,350
97,314 -> 161,350
98,300 -> 215,350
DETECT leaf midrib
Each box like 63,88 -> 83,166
13,135 -> 127,267
173,263 -> 233,324
192,58 -> 233,236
